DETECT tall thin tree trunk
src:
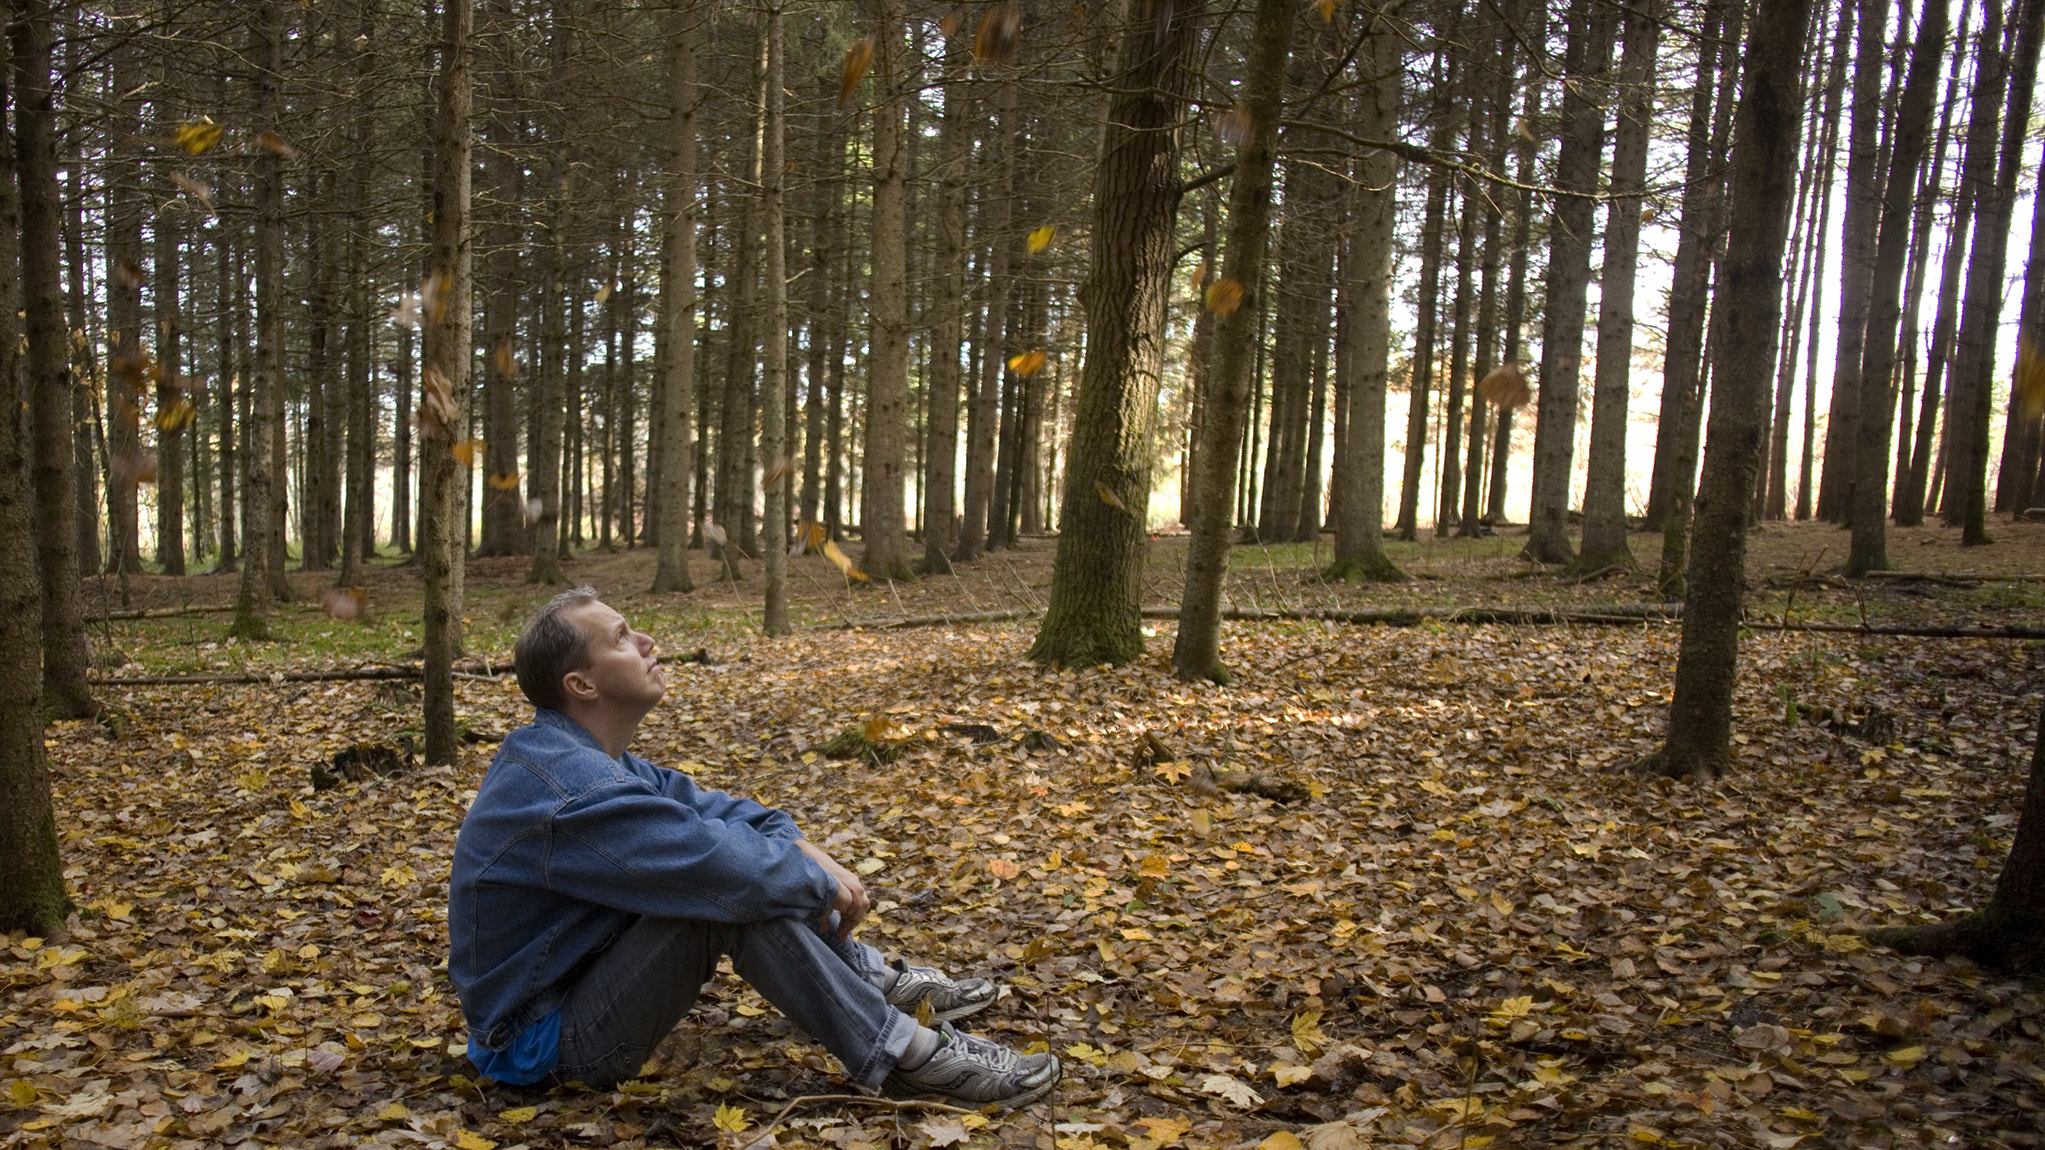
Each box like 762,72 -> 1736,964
1574,1 -> 1660,571
1172,0 -> 1294,683
1848,0 -> 1951,576
421,0 -> 472,766
1646,0 -> 1813,779
231,2 -> 288,639
650,4 -> 697,594
760,8 -> 790,634
860,0 -> 914,582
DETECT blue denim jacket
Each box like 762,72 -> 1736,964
448,709 -> 837,1075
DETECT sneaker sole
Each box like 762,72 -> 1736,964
882,1062 -> 1060,1110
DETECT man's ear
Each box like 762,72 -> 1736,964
562,668 -> 598,703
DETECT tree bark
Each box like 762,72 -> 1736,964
1642,0 -> 1812,779
760,8 -> 790,635
1572,0 -> 1660,573
859,0 -> 914,582
1522,0 -> 1615,564
649,3 -> 698,595
1848,0 -> 1950,577
1816,0 -> 1890,523
1325,16 -> 1406,588
1028,0 -> 1202,670
421,0 -> 472,766
1171,0 -> 1293,682
920,23 -> 970,575
1947,0 -> 2044,544
0,0 -> 70,932
230,2 -> 289,640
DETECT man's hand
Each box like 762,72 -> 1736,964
798,839 -> 868,940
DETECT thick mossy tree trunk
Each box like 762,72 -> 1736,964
1171,0 -> 1294,683
1028,0 -> 1203,670
1870,696 -> 2045,974
1638,0 -> 1811,780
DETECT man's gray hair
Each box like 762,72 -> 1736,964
514,586 -> 602,712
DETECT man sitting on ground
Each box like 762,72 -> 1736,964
447,587 -> 1060,1107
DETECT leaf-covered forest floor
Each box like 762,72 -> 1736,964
8,521 -> 2045,1150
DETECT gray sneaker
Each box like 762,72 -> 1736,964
882,1023 -> 1062,1109
885,963 -> 997,1023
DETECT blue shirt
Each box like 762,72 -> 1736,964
448,710 -> 837,1083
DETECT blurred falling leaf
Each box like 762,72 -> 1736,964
1515,116 -> 1537,142
593,282 -> 612,304
1205,279 -> 1244,316
417,366 -> 458,432
320,587 -> 366,621
840,35 -> 875,104
451,438 -> 483,466
487,472 -> 520,491
524,497 -> 546,523
1218,102 -> 1254,149
822,539 -> 868,581
1027,225 -> 1057,254
2016,337 -> 2045,419
1152,0 -> 1175,46
939,12 -> 958,39
1008,349 -> 1047,377
763,460 -> 795,487
1190,259 -> 1210,294
256,130 -> 297,159
864,714 -> 893,742
703,519 -> 728,547
1317,0 -> 1337,20
389,291 -> 422,330
170,172 -> 215,210
111,450 -> 158,488
794,519 -> 827,555
974,6 -> 1021,62
156,398 -> 196,431
175,119 -> 223,155
1477,363 -> 1529,411
1095,481 -> 1133,515
492,341 -> 517,379
422,270 -> 450,326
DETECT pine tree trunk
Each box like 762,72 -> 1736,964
860,0 -> 914,582
1574,1 -> 1660,571
231,2 -> 288,640
1394,155 -> 1449,543
921,28 -> 971,574
422,0 -> 472,767
1172,0 -> 1293,682
339,1 -> 378,588
0,0 -> 70,931
649,4 -> 697,594
105,32 -> 145,577
1817,0 -> 1890,523
1644,0 -> 1812,779
1848,0 -> 1950,576
477,0 -> 525,560
154,52 -> 188,577
1523,0 -> 1615,565
760,9 -> 790,634
1325,17 -> 1406,587
1948,0 -> 2044,544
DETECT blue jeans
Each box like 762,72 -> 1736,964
547,914 -> 919,1089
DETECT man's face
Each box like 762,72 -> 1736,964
563,600 -> 665,716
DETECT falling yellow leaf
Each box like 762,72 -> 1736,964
593,282 -> 612,304
1095,481 -> 1133,515
713,1103 -> 751,1133
176,119 -> 223,155
155,398 -> 196,431
492,341 -> 517,379
1008,349 -> 1047,377
1478,362 -> 1529,410
1205,279 -> 1244,316
2017,337 -> 2045,418
1316,0 -> 1337,20
1189,259 -> 1209,294
840,35 -> 875,104
170,172 -> 214,209
821,537 -> 867,578
488,472 -> 520,491
452,438 -> 483,466
939,12 -> 958,38
974,6 -> 1021,63
418,365 -> 458,432
1191,809 -> 1212,835
864,714 -> 893,742
1027,225 -> 1057,254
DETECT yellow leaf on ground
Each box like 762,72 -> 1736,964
713,1103 -> 751,1132
453,1130 -> 496,1150
497,1106 -> 537,1123
1260,1133 -> 1304,1150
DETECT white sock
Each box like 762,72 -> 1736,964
896,1025 -> 943,1071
